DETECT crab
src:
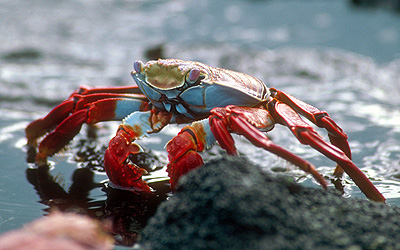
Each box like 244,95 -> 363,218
26,59 -> 385,202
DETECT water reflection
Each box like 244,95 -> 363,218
25,152 -> 169,247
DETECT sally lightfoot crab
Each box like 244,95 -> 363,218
26,59 -> 385,202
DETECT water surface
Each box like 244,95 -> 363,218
1,0 -> 400,247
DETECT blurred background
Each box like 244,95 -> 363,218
0,0 -> 400,248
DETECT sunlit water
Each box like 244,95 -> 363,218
1,0 -> 400,248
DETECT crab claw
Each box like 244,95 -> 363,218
104,126 -> 151,192
166,125 -> 207,191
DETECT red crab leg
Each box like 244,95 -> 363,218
26,92 -> 147,147
209,106 -> 328,189
270,101 -> 385,202
271,88 -> 350,176
72,85 -> 143,96
26,99 -> 75,147
30,97 -> 150,164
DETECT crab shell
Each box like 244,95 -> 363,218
131,59 -> 271,120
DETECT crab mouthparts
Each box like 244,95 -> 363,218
147,77 -> 183,90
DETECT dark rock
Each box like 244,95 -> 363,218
2,48 -> 42,61
141,156 -> 400,250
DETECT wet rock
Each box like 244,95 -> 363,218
0,211 -> 114,250
141,156 -> 400,250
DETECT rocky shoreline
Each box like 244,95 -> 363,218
141,157 -> 400,250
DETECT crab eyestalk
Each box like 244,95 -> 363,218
186,68 -> 201,84
133,60 -> 144,74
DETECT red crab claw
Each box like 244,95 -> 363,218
104,110 -> 172,193
104,126 -> 151,193
166,123 -> 207,191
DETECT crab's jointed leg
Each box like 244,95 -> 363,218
209,106 -> 328,189
265,94 -> 385,202
26,85 -> 146,146
166,106 -> 328,191
72,85 -> 145,96
270,88 -> 351,176
25,88 -> 150,164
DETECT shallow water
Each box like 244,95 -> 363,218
1,0 -> 400,247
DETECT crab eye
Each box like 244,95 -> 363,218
133,60 -> 144,74
186,68 -> 201,84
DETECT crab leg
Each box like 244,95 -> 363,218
209,106 -> 328,189
270,101 -> 385,202
72,85 -> 143,96
28,97 -> 150,164
271,88 -> 351,176
26,92 -> 148,147
26,99 -> 75,147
